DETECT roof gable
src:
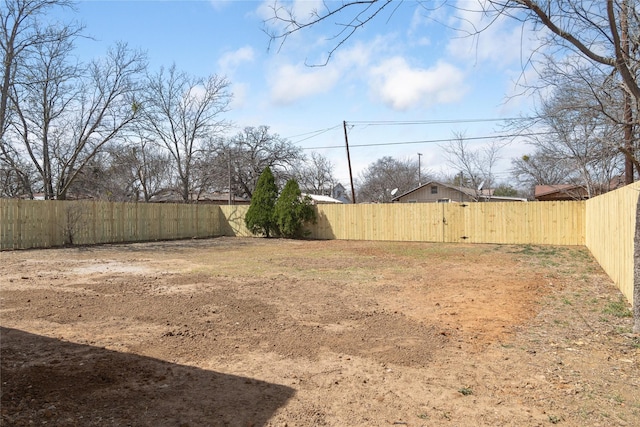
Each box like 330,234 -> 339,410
534,184 -> 584,198
392,181 -> 477,201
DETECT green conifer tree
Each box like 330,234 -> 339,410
245,167 -> 278,237
274,179 -> 316,238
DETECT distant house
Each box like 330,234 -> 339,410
331,184 -> 351,204
19,193 -> 46,200
534,176 -> 628,201
302,193 -> 344,204
608,175 -> 625,191
392,181 -> 527,203
19,192 -> 97,201
150,189 -> 250,205
534,184 -> 588,201
197,192 -> 251,205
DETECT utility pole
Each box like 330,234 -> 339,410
417,153 -> 423,186
343,121 -> 356,204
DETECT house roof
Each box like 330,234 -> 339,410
534,184 -> 585,198
302,193 -> 344,204
391,180 -> 526,202
485,195 -> 528,202
391,181 -> 477,201
607,175 -> 625,190
535,178 -> 631,200
150,190 -> 249,203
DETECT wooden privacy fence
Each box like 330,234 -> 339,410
586,182 -> 640,305
2,199 -> 586,249
305,201 -> 585,245
0,199 -> 223,250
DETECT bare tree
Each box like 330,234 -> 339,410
0,139 -> 37,196
511,152 -> 577,192
441,133 -> 503,199
224,125 -> 304,198
502,0 -> 640,103
3,41 -> 146,199
65,152 -> 118,200
6,22 -> 80,199
510,71 -> 626,196
520,54 -> 638,177
543,99 -> 622,197
0,159 -> 34,197
292,151 -> 337,195
141,64 -> 231,202
0,0 -> 80,143
356,156 -> 424,203
0,0 -> 84,198
117,127 -> 173,202
67,137 -> 173,202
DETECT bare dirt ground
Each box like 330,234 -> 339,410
1,237 -> 639,426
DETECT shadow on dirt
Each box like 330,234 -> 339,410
72,236 -> 247,253
1,327 -> 295,426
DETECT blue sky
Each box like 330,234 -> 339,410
52,0 -> 540,186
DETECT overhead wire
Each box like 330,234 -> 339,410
286,119 -> 535,186
284,124 -> 343,143
285,118 -> 544,149
346,117 -> 529,126
300,131 -> 554,150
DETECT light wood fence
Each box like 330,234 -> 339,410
0,199 -> 222,250
586,182 -> 640,305
2,199 -> 586,248
306,201 -> 585,245
218,205 -> 252,237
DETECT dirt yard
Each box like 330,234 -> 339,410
1,237 -> 638,426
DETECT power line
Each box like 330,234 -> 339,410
301,131 -> 554,150
285,125 -> 342,143
285,117 -> 531,145
347,117 -> 528,126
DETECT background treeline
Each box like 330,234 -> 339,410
1,1 -> 637,204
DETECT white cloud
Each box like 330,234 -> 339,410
334,39 -> 379,68
268,63 -> 341,105
218,46 -> 255,73
369,57 -> 467,111
230,82 -> 248,109
268,40 -> 378,105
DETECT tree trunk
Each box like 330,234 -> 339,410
621,0 -> 635,185
634,191 -> 640,333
